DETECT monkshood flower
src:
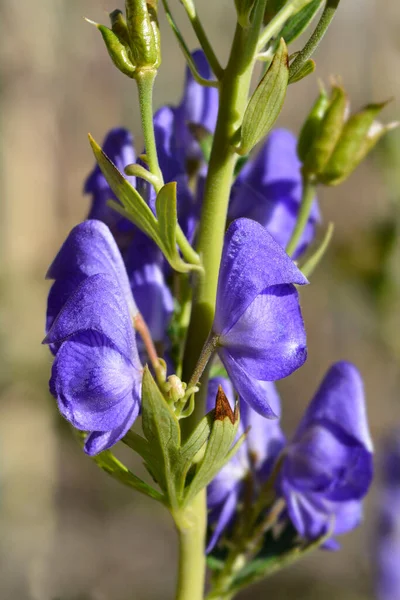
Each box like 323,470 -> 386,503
207,377 -> 285,552
84,127 -> 136,232
278,361 -> 373,549
376,432 -> 400,600
212,217 -> 308,418
44,220 -> 142,456
229,129 -> 320,258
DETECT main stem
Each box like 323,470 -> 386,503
177,7 -> 267,599
174,491 -> 208,600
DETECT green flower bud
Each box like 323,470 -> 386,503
125,0 -> 161,70
164,375 -> 186,404
302,84 -> 349,177
86,19 -> 136,78
110,9 -> 131,48
320,102 -> 399,186
297,85 -> 329,162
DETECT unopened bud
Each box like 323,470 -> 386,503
302,84 -> 348,177
165,375 -> 186,403
297,85 -> 329,162
125,0 -> 161,70
86,18 -> 136,78
320,102 -> 399,186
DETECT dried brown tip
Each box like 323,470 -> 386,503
215,385 -> 236,425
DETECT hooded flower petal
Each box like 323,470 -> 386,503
84,402 -> 140,456
229,129 -> 320,257
214,218 -> 308,336
46,220 -> 137,334
279,361 -> 373,544
295,361 -> 373,452
221,284 -> 307,380
217,351 -> 278,418
51,330 -> 141,432
45,273 -> 139,366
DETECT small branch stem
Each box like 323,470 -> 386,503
133,313 -> 165,382
289,0 -> 341,82
180,0 -> 223,79
286,178 -> 316,257
188,334 -> 219,389
135,69 -> 164,188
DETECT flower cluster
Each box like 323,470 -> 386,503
44,48 -> 373,559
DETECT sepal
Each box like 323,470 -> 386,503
183,386 -> 242,504
238,39 -> 288,155
125,0 -> 161,70
85,19 -> 136,78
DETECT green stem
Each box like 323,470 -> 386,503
257,0 -> 313,51
173,491 -> 207,600
135,69 -> 164,187
285,178 -> 316,257
180,0 -> 223,79
182,2 -> 268,423
289,0 -> 341,82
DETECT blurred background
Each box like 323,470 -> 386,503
0,0 -> 399,598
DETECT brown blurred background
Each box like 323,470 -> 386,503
0,1 -> 399,598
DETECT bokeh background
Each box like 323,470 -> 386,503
0,0 -> 399,598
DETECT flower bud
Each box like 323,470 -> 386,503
85,18 -> 136,78
319,102 -> 399,186
302,84 -> 348,177
125,0 -> 161,70
297,85 -> 329,162
300,83 -> 399,186
165,375 -> 186,403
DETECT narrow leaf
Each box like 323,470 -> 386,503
88,134 -> 161,243
240,38 -> 289,154
93,450 -> 164,502
280,0 -> 323,45
301,222 -> 334,278
155,182 -> 194,273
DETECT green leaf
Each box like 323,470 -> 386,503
184,386 -> 240,504
229,524 -> 331,594
239,38 -> 289,154
141,366 -> 181,506
88,134 -> 161,242
288,58 -> 315,84
156,183 -> 194,273
280,0 -> 323,45
93,450 -> 164,502
301,222 -> 334,278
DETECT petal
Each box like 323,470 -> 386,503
47,220 -> 136,317
125,233 -> 173,342
214,218 -> 308,336
230,130 -> 320,257
240,382 -> 286,472
286,424 -> 373,500
222,284 -> 307,380
154,106 -> 186,180
281,480 -> 331,540
206,488 -> 239,554
45,273 -> 138,364
51,330 -> 140,432
333,499 -> 363,536
296,361 -> 373,453
84,401 -> 140,456
218,349 -> 278,418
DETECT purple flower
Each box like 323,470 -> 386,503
44,221 -> 142,455
84,128 -> 136,232
229,129 -> 320,258
212,218 -> 308,418
279,361 -> 373,548
46,220 -> 138,345
207,377 -> 285,552
376,432 -> 400,600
